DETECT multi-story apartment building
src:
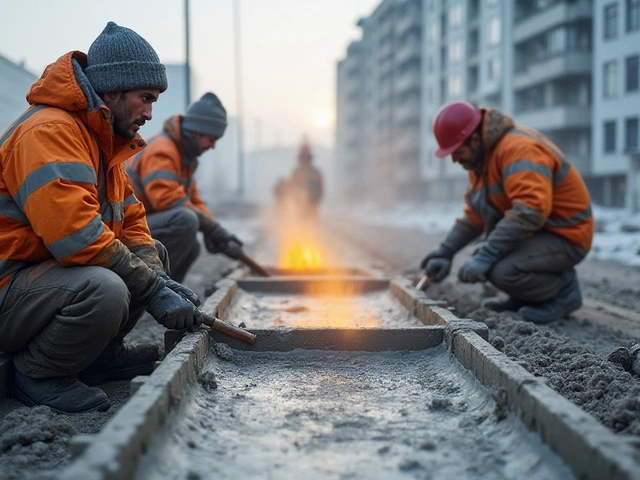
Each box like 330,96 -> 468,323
336,41 -> 368,199
513,0 -> 593,177
421,0 -> 514,201
394,0 -> 423,198
592,0 -> 640,207
335,0 -> 423,202
336,0 -> 638,207
0,53 -> 37,134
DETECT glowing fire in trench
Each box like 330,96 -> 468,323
272,206 -> 381,328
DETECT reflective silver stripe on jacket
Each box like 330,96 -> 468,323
467,128 -> 591,232
0,106 -> 49,303
47,216 -> 105,259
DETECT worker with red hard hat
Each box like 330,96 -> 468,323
421,101 -> 594,324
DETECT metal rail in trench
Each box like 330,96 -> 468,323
56,268 -> 640,480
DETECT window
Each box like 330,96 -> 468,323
488,58 -> 501,80
626,117 -> 639,151
487,17 -> 501,46
449,39 -> 464,63
626,55 -> 639,92
604,3 -> 618,39
628,0 -> 640,31
450,3 -> 463,27
548,27 -> 565,54
449,74 -> 462,96
604,121 -> 616,152
428,20 -> 440,43
603,60 -> 618,98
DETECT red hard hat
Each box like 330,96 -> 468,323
433,101 -> 482,158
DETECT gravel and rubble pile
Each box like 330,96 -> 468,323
327,217 -> 640,438
422,278 -> 640,436
477,310 -> 640,435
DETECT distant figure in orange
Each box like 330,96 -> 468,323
289,140 -> 324,219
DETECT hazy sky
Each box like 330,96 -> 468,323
0,0 -> 379,149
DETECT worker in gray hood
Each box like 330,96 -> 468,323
126,92 -> 244,283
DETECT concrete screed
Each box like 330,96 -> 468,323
55,274 -> 640,480
2,215 -> 640,479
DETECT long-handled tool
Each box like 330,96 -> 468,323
416,274 -> 432,291
201,312 -> 256,344
238,252 -> 270,277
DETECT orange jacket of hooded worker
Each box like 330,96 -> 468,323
0,51 -> 156,304
125,115 -> 214,221
462,108 -> 594,254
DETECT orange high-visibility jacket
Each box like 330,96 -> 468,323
125,116 -> 213,222
462,108 -> 594,255
0,52 -> 159,305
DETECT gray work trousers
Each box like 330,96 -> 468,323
146,207 -> 201,283
0,240 -> 169,379
487,230 -> 587,302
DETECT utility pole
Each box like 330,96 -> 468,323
184,0 -> 191,108
234,0 -> 245,198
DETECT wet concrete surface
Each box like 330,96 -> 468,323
2,207 -> 640,478
134,347 -> 575,480
226,288 -> 423,329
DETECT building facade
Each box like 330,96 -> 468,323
592,0 -> 640,207
336,0 -> 640,208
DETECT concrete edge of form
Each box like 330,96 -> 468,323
54,273 -> 640,480
450,330 -> 640,480
56,331 -> 210,480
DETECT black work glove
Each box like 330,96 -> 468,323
204,223 -> 244,257
147,283 -> 204,331
223,240 -> 244,260
156,270 -> 201,307
458,247 -> 498,283
419,245 -> 454,283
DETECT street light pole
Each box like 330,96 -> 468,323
234,0 -> 245,198
185,0 -> 191,109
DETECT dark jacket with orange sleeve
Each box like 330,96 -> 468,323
0,51 -> 163,307
460,108 -> 594,258
125,115 -> 216,231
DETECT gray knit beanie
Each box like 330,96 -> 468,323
182,92 -> 227,138
85,21 -> 168,94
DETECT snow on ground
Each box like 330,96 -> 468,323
335,201 -> 640,268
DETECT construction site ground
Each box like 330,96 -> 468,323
1,205 -> 640,479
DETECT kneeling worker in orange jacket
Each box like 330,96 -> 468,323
126,92 -> 244,283
0,23 -> 204,414
421,101 -> 594,324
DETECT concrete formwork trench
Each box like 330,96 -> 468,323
58,270 -> 640,480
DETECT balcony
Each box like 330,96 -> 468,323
396,11 -> 422,35
514,1 -> 592,43
515,105 -> 591,131
395,68 -> 421,94
514,51 -> 591,90
395,40 -> 422,66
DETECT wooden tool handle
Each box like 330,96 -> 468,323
239,253 -> 270,277
202,313 -> 256,344
416,275 -> 432,291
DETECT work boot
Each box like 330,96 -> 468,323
79,340 -> 160,386
12,370 -> 110,414
481,296 -> 529,312
518,270 -> 582,324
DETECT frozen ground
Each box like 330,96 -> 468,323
1,202 -> 640,479
334,201 -> 640,268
